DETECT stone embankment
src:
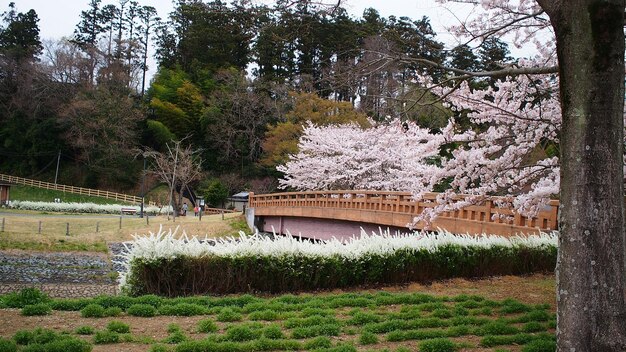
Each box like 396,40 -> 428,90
0,245 -> 129,298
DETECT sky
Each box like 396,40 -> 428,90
2,0 -> 499,79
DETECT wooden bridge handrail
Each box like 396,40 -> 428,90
248,190 -> 560,232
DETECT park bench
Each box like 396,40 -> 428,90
121,207 -> 137,215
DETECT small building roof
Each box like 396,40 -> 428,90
230,191 -> 249,200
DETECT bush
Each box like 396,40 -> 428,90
418,338 -> 458,352
522,322 -> 546,333
149,344 -> 169,352
50,299 -> 90,311
13,330 -> 34,345
75,326 -> 95,335
93,330 -> 119,344
104,307 -> 123,317
224,326 -> 260,342
127,304 -> 157,317
107,321 -> 130,334
217,307 -> 242,322
522,339 -> 556,352
121,229 -> 557,295
21,304 -> 51,316
0,337 -> 16,352
249,309 -> 279,321
475,321 -> 519,336
36,338 -> 92,352
197,319 -> 218,333
262,324 -> 284,339
303,336 -> 332,349
3,288 -> 50,308
159,303 -> 205,316
359,332 -> 379,345
80,304 -> 106,318
163,331 -> 187,344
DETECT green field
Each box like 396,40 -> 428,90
10,185 -> 133,205
0,285 -> 557,352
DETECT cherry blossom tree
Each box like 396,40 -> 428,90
282,0 -> 626,348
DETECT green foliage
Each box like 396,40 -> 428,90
80,304 -> 106,318
358,331 -> 378,345
249,309 -> 279,321
10,185 -> 124,205
522,339 -> 557,352
21,303 -> 51,316
127,303 -> 158,317
224,325 -> 261,342
200,178 -> 229,207
431,308 -> 453,318
163,331 -> 187,344
499,299 -> 532,314
159,303 -> 206,316
303,336 -> 332,349
262,325 -> 284,339
0,337 -> 16,352
50,299 -> 90,311
418,338 -> 458,352
522,322 -> 547,333
197,319 -> 218,333
291,324 -> 341,339
106,321 -> 130,334
124,243 -> 555,296
104,307 -> 123,317
346,311 -> 381,325
475,321 -> 519,336
149,344 -> 170,352
93,330 -> 119,344
13,330 -> 35,345
3,288 -> 50,308
386,329 -> 447,342
217,307 -> 243,322
74,326 -> 95,335
167,324 -> 182,334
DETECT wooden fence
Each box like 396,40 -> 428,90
0,173 -> 142,204
249,190 -> 560,236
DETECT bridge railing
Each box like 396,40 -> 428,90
248,190 -> 559,232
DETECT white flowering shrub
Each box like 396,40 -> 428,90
9,200 -> 171,215
119,227 -> 558,296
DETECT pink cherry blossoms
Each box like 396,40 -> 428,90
278,73 -> 562,223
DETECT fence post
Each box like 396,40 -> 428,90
119,216 -> 122,229
221,210 -> 224,220
96,222 -> 99,233
146,214 -> 149,225
1,218 -> 4,232
38,221 -> 42,234
66,223 -> 69,236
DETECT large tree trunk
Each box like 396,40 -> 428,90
542,0 -> 626,350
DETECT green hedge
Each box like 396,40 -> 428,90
125,244 -> 556,296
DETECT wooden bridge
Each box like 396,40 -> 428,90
247,191 -> 559,239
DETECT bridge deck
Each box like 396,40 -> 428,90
249,191 -> 559,237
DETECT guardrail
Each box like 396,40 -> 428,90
0,173 -> 143,204
248,190 -> 559,235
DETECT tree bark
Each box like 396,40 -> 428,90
540,0 -> 626,350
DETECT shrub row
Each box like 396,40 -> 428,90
120,229 -> 557,296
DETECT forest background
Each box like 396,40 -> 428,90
0,0 -> 513,206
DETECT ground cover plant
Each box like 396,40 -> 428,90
0,286 -> 557,351
120,228 -> 557,295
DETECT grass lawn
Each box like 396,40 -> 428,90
10,185 -> 134,205
0,275 -> 556,352
0,212 -> 248,252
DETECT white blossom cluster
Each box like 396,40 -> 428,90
9,200 -> 170,215
117,226 -> 558,289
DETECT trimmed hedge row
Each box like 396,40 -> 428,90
121,230 -> 557,296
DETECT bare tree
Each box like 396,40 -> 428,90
144,139 -> 203,220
